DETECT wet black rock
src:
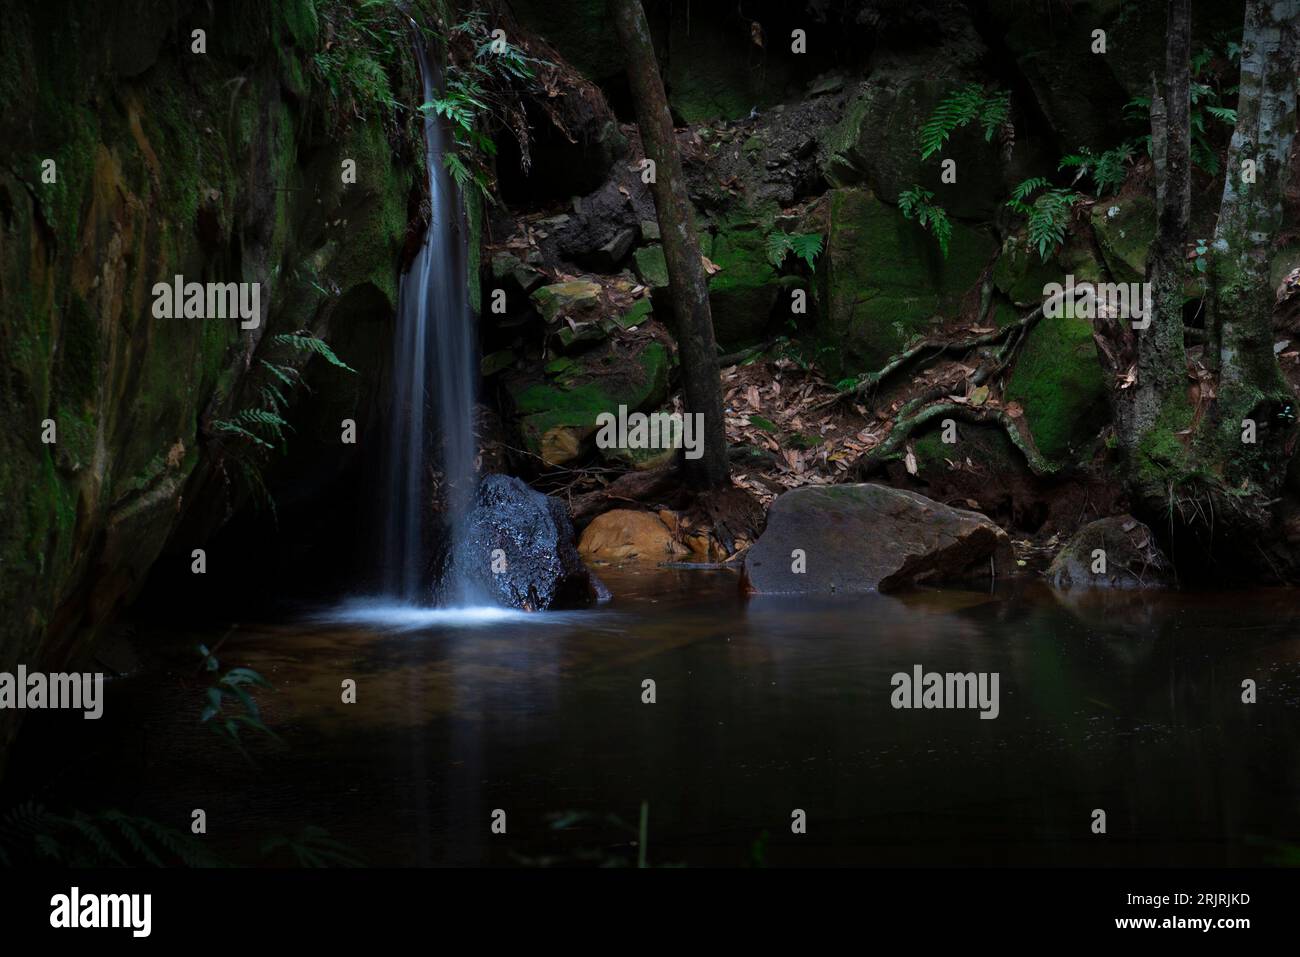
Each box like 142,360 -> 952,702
449,474 -> 606,609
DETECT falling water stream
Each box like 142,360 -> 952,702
382,37 -> 480,607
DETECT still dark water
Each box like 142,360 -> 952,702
8,570 -> 1300,866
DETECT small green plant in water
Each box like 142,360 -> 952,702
197,643 -> 280,760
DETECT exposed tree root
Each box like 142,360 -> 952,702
717,337 -> 782,368
816,304 -> 1046,409
855,402 -> 1062,479
848,303 -> 1059,478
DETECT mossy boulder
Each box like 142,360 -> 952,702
994,235 -> 1065,307
531,281 -> 604,323
985,0 -> 1132,154
706,223 -> 787,349
662,12 -> 792,123
634,245 -> 670,288
491,250 -> 546,296
742,484 -> 1014,594
1005,316 -> 1108,465
815,189 -> 996,377
507,341 -> 670,467
1092,194 -> 1156,283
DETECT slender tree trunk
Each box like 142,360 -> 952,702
609,0 -> 730,490
1123,0 -> 1191,454
1209,0 -> 1299,417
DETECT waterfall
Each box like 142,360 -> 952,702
383,38 -> 480,604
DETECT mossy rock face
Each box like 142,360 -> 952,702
815,189 -> 996,377
662,13 -> 791,123
507,341 -> 670,467
1005,315 -> 1108,465
820,23 -> 1018,222
0,0 -> 422,757
531,281 -> 604,323
994,235 -> 1064,307
634,246 -> 670,289
1092,194 -> 1156,283
508,0 -> 623,84
986,0 -> 1132,154
706,223 -> 786,349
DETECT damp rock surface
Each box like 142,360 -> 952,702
1048,516 -> 1175,590
450,474 -> 604,610
742,483 -> 1013,594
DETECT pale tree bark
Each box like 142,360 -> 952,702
609,0 -> 730,490
1122,0 -> 1191,454
1208,0 -> 1299,449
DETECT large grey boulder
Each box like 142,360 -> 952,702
742,484 -> 1014,594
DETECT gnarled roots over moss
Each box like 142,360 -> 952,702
848,304 -> 1061,479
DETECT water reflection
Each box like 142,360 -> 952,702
6,571 -> 1300,866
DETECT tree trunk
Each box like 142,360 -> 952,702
1204,0 -> 1299,485
609,0 -> 730,490
1122,0 -> 1191,455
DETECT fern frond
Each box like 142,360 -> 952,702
272,334 -> 358,374
765,231 -> 794,268
789,233 -> 824,270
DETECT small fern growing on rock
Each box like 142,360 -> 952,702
898,186 -> 952,258
765,231 -> 824,270
1006,178 -> 1077,260
1059,142 -> 1137,197
920,83 -> 1011,160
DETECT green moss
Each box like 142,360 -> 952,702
816,188 -> 996,377
707,223 -> 785,349
1005,315 -> 1108,464
531,281 -> 603,323
1091,194 -> 1156,283
663,13 -> 789,123
465,186 -> 482,315
993,235 -> 1063,306
634,246 -> 669,288
511,342 -> 669,462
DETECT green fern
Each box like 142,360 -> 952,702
1006,179 -> 1077,260
765,231 -> 824,269
898,186 -> 952,258
197,645 -> 280,762
261,826 -> 365,868
271,333 -> 357,374
1059,142 -> 1135,196
920,84 -> 1011,160
0,802 -> 219,867
1122,41 -> 1238,177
